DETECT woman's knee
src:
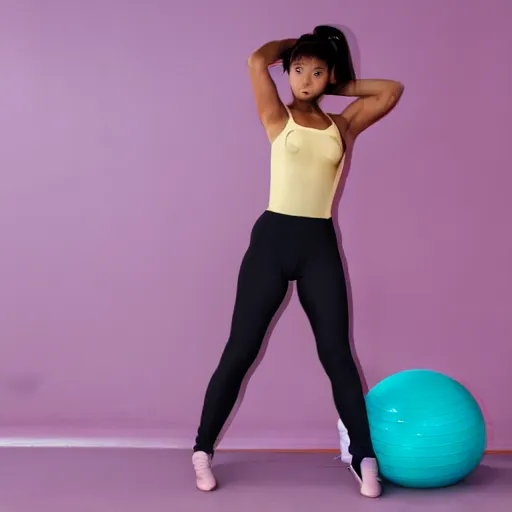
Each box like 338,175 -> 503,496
318,344 -> 356,374
217,337 -> 261,376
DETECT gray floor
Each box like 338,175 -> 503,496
0,448 -> 510,511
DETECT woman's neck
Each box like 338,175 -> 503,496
289,99 -> 322,113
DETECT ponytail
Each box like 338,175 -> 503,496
313,25 -> 356,90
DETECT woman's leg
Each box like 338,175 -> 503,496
296,234 -> 381,497
192,227 -> 288,489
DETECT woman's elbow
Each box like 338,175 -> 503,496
247,52 -> 265,69
394,81 -> 405,96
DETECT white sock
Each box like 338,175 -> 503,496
337,418 -> 352,464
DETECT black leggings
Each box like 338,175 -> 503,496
193,210 -> 375,460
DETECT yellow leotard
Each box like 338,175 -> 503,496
267,106 -> 345,219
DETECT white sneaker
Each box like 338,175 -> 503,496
192,451 -> 217,491
349,457 -> 382,498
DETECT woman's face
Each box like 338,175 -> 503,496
288,56 -> 331,100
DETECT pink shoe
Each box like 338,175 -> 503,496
349,458 -> 382,498
192,451 -> 217,491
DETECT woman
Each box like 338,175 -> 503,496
191,25 -> 404,498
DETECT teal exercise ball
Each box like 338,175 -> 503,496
366,369 -> 486,488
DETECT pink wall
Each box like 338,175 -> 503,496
1,0 -> 511,450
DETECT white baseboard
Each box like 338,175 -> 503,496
0,437 -> 178,449
0,433 -> 340,451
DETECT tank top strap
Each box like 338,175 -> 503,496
325,113 -> 345,147
324,112 -> 336,125
283,104 -> 293,121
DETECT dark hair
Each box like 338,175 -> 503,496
282,25 -> 355,92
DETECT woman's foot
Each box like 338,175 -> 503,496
192,451 -> 217,491
349,457 -> 382,498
